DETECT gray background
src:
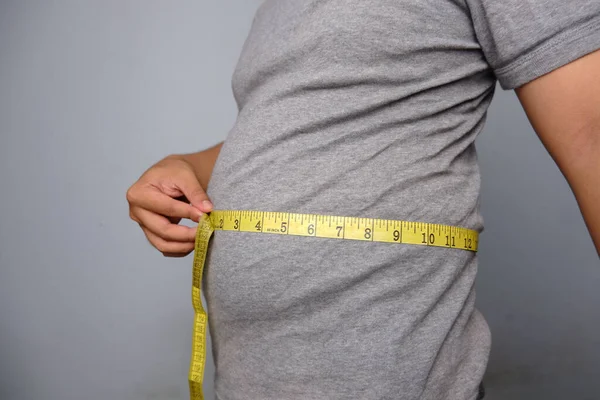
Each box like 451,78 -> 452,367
0,1 -> 598,400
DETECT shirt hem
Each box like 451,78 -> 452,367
494,15 -> 600,90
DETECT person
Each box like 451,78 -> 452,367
126,1 -> 600,399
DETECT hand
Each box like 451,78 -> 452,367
126,156 -> 213,257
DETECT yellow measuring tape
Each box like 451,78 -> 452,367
187,210 -> 479,399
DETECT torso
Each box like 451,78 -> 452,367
205,1 -> 494,398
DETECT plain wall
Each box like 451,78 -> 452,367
0,2 -> 598,400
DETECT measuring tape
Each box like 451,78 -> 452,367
187,210 -> 479,399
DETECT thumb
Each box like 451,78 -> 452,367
178,169 -> 213,214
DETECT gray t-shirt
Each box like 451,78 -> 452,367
204,1 -> 600,399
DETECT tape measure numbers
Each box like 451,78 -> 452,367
187,210 -> 479,399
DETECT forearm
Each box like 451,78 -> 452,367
169,141 -> 224,191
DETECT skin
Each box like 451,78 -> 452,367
126,142 -> 222,257
127,50 -> 600,257
516,49 -> 600,255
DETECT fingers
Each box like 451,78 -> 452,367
177,171 -> 213,213
128,187 -> 203,222
134,208 -> 197,242
142,228 -> 195,257
126,156 -> 212,257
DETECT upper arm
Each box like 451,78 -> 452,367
515,49 -> 600,175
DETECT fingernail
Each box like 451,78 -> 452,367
202,200 -> 213,210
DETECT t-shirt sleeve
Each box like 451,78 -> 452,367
464,0 -> 600,90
